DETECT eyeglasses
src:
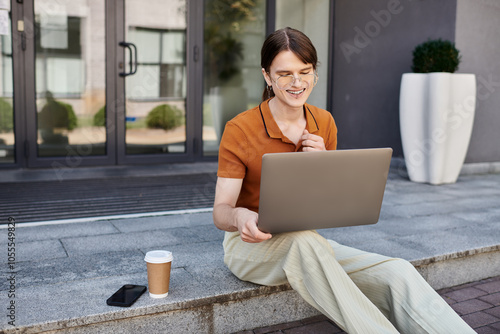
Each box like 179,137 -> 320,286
268,71 -> 318,90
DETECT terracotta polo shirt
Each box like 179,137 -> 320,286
217,98 -> 338,213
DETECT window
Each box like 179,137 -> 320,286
202,0 -> 267,156
276,0 -> 330,110
35,16 -> 84,97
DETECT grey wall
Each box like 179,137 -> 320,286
332,0 -> 458,157
456,0 -> 500,163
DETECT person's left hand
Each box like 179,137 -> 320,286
301,129 -> 326,152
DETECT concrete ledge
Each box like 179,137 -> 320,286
413,246 -> 500,290
390,158 -> 500,178
3,246 -> 499,334
24,289 -> 319,334
460,161 -> 500,175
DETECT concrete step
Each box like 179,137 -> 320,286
1,218 -> 499,333
1,242 -> 498,333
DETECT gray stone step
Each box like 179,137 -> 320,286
1,240 -> 498,333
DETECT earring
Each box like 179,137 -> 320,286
267,85 -> 272,99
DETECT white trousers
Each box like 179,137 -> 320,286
223,230 -> 475,334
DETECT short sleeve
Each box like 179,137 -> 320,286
217,121 -> 247,179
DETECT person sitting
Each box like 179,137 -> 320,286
213,27 -> 474,334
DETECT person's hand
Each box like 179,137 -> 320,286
234,208 -> 272,243
301,129 -> 326,151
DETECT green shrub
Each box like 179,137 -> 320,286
93,105 -> 106,127
412,39 -> 461,73
61,102 -> 77,130
0,98 -> 13,133
38,96 -> 78,131
146,104 -> 184,130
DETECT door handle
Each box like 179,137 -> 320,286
119,41 -> 138,77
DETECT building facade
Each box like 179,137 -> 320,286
0,0 -> 498,172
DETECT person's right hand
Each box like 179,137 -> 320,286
234,208 -> 272,243
213,177 -> 272,243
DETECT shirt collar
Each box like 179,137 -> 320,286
259,99 -> 319,140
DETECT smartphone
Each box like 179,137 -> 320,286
106,284 -> 147,307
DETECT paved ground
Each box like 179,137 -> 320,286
240,275 -> 500,334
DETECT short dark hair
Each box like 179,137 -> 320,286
261,27 -> 318,101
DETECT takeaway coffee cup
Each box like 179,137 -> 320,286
144,250 -> 173,298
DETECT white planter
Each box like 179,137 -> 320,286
399,73 -> 476,185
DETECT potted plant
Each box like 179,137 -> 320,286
399,39 -> 476,185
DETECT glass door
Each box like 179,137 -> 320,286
116,0 -> 198,164
0,1 -> 15,164
24,0 -> 113,168
19,0 -> 272,168
23,0 -> 199,168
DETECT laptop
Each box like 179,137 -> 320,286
257,148 -> 392,234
